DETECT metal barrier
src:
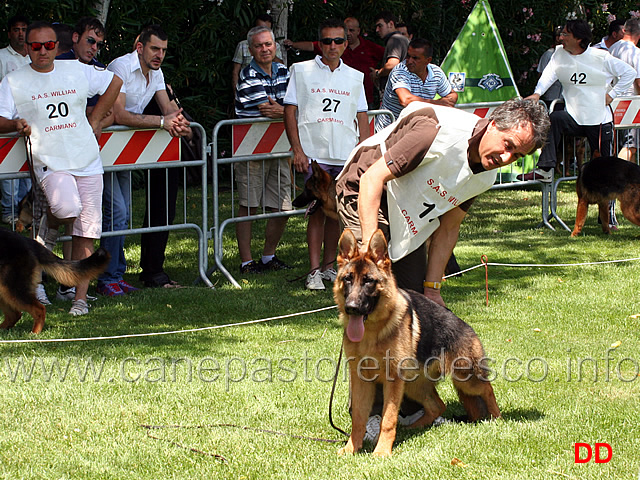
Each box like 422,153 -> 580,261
547,95 -> 640,232
0,123 -> 213,288
208,110 -> 393,287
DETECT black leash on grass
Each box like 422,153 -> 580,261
141,340 -> 349,459
286,257 -> 337,284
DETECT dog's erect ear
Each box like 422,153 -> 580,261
311,159 -> 321,175
338,229 -> 358,263
367,229 -> 388,265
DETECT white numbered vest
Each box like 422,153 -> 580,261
554,46 -> 610,125
341,102 -> 496,261
291,59 -> 364,163
7,61 -> 99,174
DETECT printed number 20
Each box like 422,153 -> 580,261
570,73 -> 586,85
46,102 -> 69,119
322,98 -> 340,112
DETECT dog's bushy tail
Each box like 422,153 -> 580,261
35,246 -> 110,286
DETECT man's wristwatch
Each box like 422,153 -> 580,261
160,116 -> 164,129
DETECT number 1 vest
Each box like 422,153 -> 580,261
6,61 -> 100,175
291,59 -> 364,163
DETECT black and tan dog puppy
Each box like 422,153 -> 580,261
334,229 -> 500,457
291,160 -> 338,221
572,156 -> 640,236
0,228 -> 109,333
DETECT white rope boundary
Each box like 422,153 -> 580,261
1,255 -> 639,345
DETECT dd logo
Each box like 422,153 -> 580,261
574,443 -> 612,464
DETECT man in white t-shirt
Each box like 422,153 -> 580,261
101,25 -> 190,295
608,18 -> 640,161
0,14 -> 31,226
0,21 -> 122,316
284,18 -> 370,290
521,20 -> 634,183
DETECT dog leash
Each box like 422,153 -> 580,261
141,340 -> 349,460
286,257 -> 337,284
328,337 -> 350,438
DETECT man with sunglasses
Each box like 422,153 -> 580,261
283,17 -> 384,108
0,20 -> 123,316
284,18 -> 369,290
52,17 -> 112,302
0,14 -> 31,228
56,17 -> 111,124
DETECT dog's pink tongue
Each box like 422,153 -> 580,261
346,315 -> 365,342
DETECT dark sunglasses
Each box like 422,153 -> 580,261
320,37 -> 346,45
86,37 -> 105,49
27,41 -> 57,51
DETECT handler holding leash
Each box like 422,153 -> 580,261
336,98 -> 549,307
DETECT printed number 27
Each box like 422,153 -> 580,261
322,98 -> 340,112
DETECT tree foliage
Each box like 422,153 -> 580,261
1,0 -> 638,134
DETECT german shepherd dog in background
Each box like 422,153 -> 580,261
0,228 -> 109,334
334,229 -> 500,457
571,156 -> 640,236
291,160 -> 338,221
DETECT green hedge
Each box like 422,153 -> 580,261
2,0 -> 638,136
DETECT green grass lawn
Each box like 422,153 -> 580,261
1,182 -> 639,479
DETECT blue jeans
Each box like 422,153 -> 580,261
1,178 -> 31,217
99,171 -> 130,284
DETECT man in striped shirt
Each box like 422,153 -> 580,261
234,27 -> 290,119
375,38 -> 457,132
234,25 -> 292,275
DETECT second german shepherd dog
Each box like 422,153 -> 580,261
334,229 -> 500,456
291,160 -> 338,221
571,156 -> 640,236
0,228 -> 109,334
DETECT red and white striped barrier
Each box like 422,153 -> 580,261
231,114 -> 382,156
611,96 -> 640,128
0,129 -> 180,174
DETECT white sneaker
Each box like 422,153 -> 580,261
305,269 -> 325,290
363,415 -> 381,445
398,409 -> 425,426
56,286 -> 97,302
69,299 -> 89,316
320,268 -> 337,283
35,284 -> 51,305
56,286 -> 76,301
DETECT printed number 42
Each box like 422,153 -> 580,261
322,98 -> 340,112
570,73 -> 586,84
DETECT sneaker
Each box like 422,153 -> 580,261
1,214 -> 17,225
398,409 -> 425,426
35,283 -> 51,305
239,260 -> 263,274
261,255 -> 292,271
57,286 -> 97,301
320,268 -> 337,283
69,299 -> 89,316
117,280 -> 139,293
97,282 -> 125,297
516,169 -> 553,182
363,415 -> 381,445
305,269 -> 325,290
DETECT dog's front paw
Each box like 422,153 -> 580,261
337,445 -> 354,456
372,448 -> 392,458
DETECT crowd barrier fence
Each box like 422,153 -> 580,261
0,123 -> 213,288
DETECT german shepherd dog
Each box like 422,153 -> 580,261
291,160 -> 338,221
571,156 -> 640,237
334,229 -> 500,457
0,228 -> 109,334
